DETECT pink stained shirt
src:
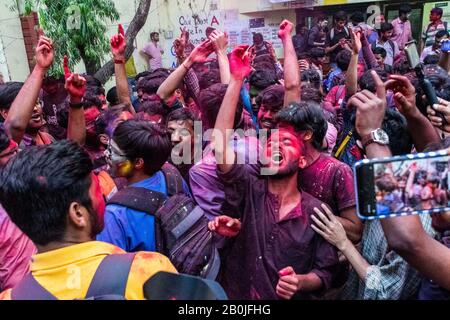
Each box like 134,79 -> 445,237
141,41 -> 163,71
0,205 -> 36,291
391,17 -> 412,50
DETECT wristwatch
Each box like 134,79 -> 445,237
361,128 -> 389,148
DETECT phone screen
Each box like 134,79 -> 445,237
441,40 -> 450,52
356,151 -> 450,219
404,41 -> 421,69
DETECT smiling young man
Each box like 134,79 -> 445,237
0,141 -> 176,300
211,44 -> 339,300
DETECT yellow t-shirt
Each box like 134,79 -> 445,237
0,241 -> 177,300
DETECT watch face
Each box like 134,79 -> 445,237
374,129 -> 389,144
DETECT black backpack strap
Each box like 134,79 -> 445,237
85,253 -> 136,299
108,187 -> 166,215
11,273 -> 57,300
161,163 -> 184,196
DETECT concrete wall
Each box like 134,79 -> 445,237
0,0 -> 299,85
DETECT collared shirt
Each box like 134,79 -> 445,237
391,17 -> 412,50
96,170 -> 191,252
293,33 -> 308,53
141,41 -> 163,71
422,21 -> 448,48
420,45 -> 440,62
341,214 -> 435,300
217,164 -> 339,300
0,205 -> 36,291
298,153 -> 356,215
0,241 -> 176,300
20,131 -> 55,148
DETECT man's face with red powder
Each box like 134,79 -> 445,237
88,173 -> 106,235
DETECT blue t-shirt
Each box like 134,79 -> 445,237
96,171 -> 191,252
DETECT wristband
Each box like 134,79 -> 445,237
69,101 -> 84,109
114,58 -> 125,64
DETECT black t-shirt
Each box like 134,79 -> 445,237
325,28 -> 350,63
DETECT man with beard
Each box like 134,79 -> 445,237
0,141 -> 176,300
209,44 -> 339,300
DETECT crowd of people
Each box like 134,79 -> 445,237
0,5 -> 450,300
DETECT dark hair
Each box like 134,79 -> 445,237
150,32 -> 159,39
399,5 -> 412,15
87,85 -> 106,97
309,47 -> 326,58
301,69 -> 322,90
95,104 -> 130,136
135,71 -> 152,83
393,55 -> 412,74
139,100 -> 167,119
249,69 -> 278,91
83,90 -> 103,110
376,175 -> 397,192
253,33 -> 264,42
379,22 -> 394,34
350,12 -> 365,24
359,69 -> 389,92
113,120 -> 171,176
0,124 -> 10,153
336,50 -> 352,71
423,55 -> 440,65
382,108 -> 413,155
106,87 -> 120,106
431,7 -> 443,17
139,71 -> 170,95
205,27 -> 216,36
296,23 -> 305,34
199,83 -> 243,129
256,84 -> 285,111
167,107 -> 200,124
42,75 -> 64,86
198,68 -> 221,90
275,102 -> 327,151
334,11 -> 347,22
301,84 -> 323,104
373,46 -> 387,58
436,29 -> 449,39
0,141 -> 94,245
0,82 -> 23,111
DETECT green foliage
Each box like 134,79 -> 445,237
34,0 -> 119,76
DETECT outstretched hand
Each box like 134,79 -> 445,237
64,55 -> 86,102
385,74 -> 418,117
350,27 -> 362,55
229,45 -> 251,81
110,24 -> 126,59
188,39 -> 215,64
35,29 -> 54,71
208,216 -> 241,237
311,203 -> 348,251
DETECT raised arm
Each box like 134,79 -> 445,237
384,74 -> 440,151
156,39 -> 214,103
64,55 -> 87,145
213,46 -> 251,174
279,20 -> 300,106
111,24 -> 134,114
209,30 -> 231,84
361,30 -> 378,69
346,28 -> 362,97
4,30 -> 54,144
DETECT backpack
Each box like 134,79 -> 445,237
107,163 -> 221,280
11,253 -> 136,300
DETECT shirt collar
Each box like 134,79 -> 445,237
31,241 -> 124,272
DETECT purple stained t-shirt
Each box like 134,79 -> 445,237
298,153 -> 356,215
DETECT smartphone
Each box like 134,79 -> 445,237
404,40 -> 421,69
355,149 -> 450,220
441,39 -> 450,53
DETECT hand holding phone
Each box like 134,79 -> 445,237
441,39 -> 450,53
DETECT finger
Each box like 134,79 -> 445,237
276,286 -> 291,300
38,38 -> 52,48
64,55 -> 71,79
311,224 -> 328,239
278,266 -> 294,277
427,106 -> 436,116
208,221 -> 215,231
429,115 -> 443,125
321,203 -> 336,221
437,97 -> 450,107
278,280 -> 298,292
311,212 -> 328,230
38,28 -> 45,38
433,104 -> 449,113
371,70 -> 386,102
118,24 -> 125,37
37,44 -> 52,54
